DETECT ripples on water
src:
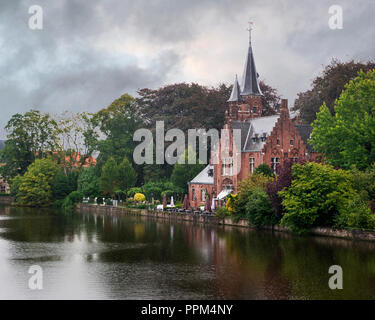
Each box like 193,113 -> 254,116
1,205 -> 375,300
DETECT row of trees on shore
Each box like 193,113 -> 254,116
1,60 -> 374,235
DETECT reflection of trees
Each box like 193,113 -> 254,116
279,236 -> 375,300
264,246 -> 292,299
4,206 -> 375,299
1,206 -> 89,242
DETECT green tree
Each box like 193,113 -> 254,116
77,167 -> 101,198
279,162 -> 359,234
100,157 -> 119,197
93,94 -> 141,166
311,70 -> 375,170
293,59 -> 375,123
254,164 -> 274,177
245,189 -> 278,227
136,82 -> 279,133
235,173 -> 273,215
9,175 -> 23,198
141,181 -> 164,201
52,169 -> 78,200
0,110 -> 59,179
117,157 -> 137,193
127,187 -> 143,198
17,158 -> 59,207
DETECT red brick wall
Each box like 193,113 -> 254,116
188,183 -> 214,209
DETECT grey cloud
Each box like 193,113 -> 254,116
1,0 -> 375,139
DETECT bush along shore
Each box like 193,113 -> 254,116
216,161 -> 375,236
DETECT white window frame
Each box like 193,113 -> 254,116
222,159 -> 226,176
250,157 -> 255,173
271,157 -> 280,174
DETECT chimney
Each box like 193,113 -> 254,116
280,99 -> 289,118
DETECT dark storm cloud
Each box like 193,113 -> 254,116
1,0 -> 375,138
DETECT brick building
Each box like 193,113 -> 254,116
188,33 -> 319,208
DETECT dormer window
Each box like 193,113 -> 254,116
261,136 -> 266,142
252,137 -> 257,143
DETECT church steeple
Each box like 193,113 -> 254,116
227,75 -> 241,102
240,22 -> 263,97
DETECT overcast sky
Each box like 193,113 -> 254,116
1,0 -> 374,139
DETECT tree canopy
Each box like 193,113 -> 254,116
293,59 -> 375,124
0,110 -> 59,178
311,69 -> 375,170
16,158 -> 59,207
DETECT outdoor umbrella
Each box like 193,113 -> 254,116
170,196 -> 174,207
163,194 -> 167,209
204,195 -> 211,212
182,194 -> 189,210
211,196 -> 215,211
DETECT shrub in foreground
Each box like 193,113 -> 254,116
279,162 -> 368,234
245,189 -> 279,227
62,191 -> 84,211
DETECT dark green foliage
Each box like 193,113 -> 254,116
77,167 -> 101,198
52,169 -> 78,200
127,187 -> 143,197
117,157 -> 137,193
0,110 -> 59,179
294,59 -> 375,124
9,175 -> 23,198
215,207 -> 231,218
245,189 -> 278,227
350,165 -> 375,208
254,164 -> 274,177
100,157 -> 119,197
93,94 -> 141,167
141,181 -> 183,201
62,191 -> 84,211
234,174 -> 273,215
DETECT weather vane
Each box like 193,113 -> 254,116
247,20 -> 254,45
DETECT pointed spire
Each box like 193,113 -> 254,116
227,75 -> 241,102
240,23 -> 263,97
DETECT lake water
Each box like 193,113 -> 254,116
1,205 -> 375,300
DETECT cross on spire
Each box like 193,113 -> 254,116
247,20 -> 254,45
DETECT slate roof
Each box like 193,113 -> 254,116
233,115 -> 279,152
227,75 -> 241,102
231,121 -> 251,150
240,44 -> 263,96
189,165 -> 214,185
